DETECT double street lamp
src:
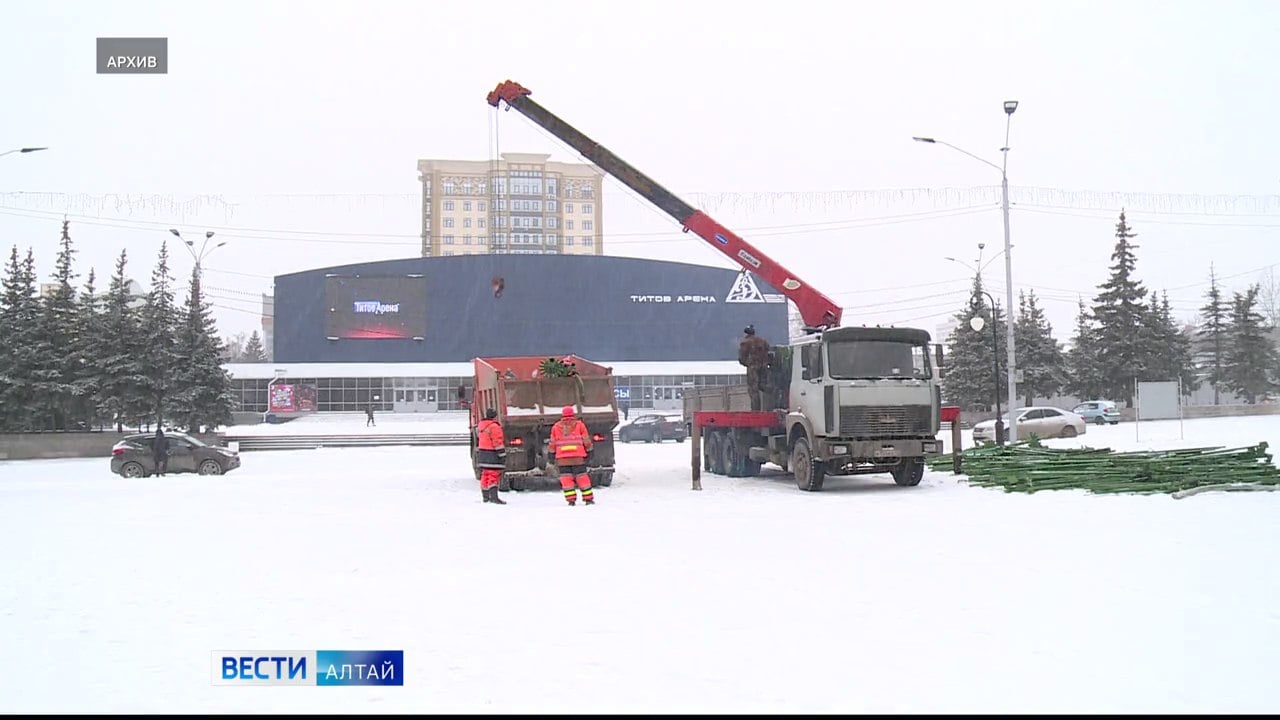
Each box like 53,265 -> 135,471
914,99 -> 1021,441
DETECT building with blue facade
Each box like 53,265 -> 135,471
227,254 -> 791,415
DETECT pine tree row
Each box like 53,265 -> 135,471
944,211 -> 1279,410
0,222 -> 236,433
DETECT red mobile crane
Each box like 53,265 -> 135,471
487,80 -> 842,331
487,81 -> 947,492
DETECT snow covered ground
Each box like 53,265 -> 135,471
2,415 -> 1279,713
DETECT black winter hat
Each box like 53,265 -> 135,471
744,325 -> 755,335
484,408 -> 498,420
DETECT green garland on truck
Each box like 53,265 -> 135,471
928,438 -> 1280,495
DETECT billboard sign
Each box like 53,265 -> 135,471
269,383 -> 317,413
325,275 -> 426,340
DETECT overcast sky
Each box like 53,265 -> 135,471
2,0 -> 1279,346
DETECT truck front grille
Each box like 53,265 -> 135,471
839,405 -> 932,437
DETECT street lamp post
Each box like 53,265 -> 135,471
0,147 -> 48,159
168,228 -> 226,278
913,98 -> 1020,441
968,295 -> 1005,445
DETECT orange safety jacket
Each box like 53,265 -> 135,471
549,418 -> 591,460
476,418 -> 507,469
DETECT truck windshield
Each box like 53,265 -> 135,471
826,341 -> 931,380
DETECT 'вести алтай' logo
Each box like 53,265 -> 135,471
212,650 -> 404,686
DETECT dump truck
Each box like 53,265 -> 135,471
486,80 -> 945,492
463,355 -> 618,492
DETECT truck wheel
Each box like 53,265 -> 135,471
792,437 -> 825,491
592,470 -> 614,487
721,435 -> 740,477
891,459 -> 925,487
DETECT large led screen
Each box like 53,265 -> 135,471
324,275 -> 426,340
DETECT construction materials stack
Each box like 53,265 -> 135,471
932,439 -> 1280,496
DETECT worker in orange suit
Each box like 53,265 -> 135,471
549,406 -> 594,506
475,407 -> 508,505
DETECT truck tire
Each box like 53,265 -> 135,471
792,437 -> 825,491
891,459 -> 925,487
592,469 -> 614,487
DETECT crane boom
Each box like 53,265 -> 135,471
487,80 -> 843,330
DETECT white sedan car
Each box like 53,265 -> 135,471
972,406 -> 1087,443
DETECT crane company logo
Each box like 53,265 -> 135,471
352,301 -> 400,314
725,271 -> 785,304
212,650 -> 404,687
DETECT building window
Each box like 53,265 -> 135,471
581,236 -> 591,246
443,218 -> 454,228
445,251 -> 455,256
478,235 -> 488,244
547,217 -> 557,229
443,181 -> 455,194
547,233 -> 557,244
546,178 -> 557,196
582,187 -> 594,198
583,203 -> 594,213
582,220 -> 593,231
463,201 -> 472,212
463,235 -> 472,245
566,219 -> 574,230
566,203 -> 574,213
444,235 -> 455,244
444,200 -> 455,211
496,199 -> 507,211
546,199 -> 557,212
478,218 -> 486,228
464,217 -> 472,228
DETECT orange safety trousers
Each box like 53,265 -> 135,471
480,468 -> 502,491
559,466 -> 593,505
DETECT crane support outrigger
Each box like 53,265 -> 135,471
488,80 -> 946,492
487,80 -> 841,331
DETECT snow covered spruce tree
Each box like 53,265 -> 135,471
1013,289 -> 1065,406
241,330 -> 267,363
99,250 -> 150,432
1063,298 -> 1105,402
139,242 -> 182,429
170,265 -> 235,433
31,221 -> 87,430
0,246 -> 42,431
1195,265 -> 1230,405
73,267 -> 104,429
1143,290 -> 1198,398
942,275 -> 1008,410
1223,284 -> 1279,403
1091,210 -> 1153,407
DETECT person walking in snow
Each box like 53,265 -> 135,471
365,404 -> 376,427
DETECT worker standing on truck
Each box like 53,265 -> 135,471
475,408 -> 508,505
549,406 -> 594,506
739,324 -> 771,411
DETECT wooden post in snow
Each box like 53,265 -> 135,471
691,418 -> 702,491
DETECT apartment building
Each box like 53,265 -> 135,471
417,152 -> 606,257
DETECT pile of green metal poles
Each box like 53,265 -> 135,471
929,439 -> 1280,495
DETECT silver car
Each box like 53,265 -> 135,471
972,406 -> 1088,443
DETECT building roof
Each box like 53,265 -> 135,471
223,361 -> 746,380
